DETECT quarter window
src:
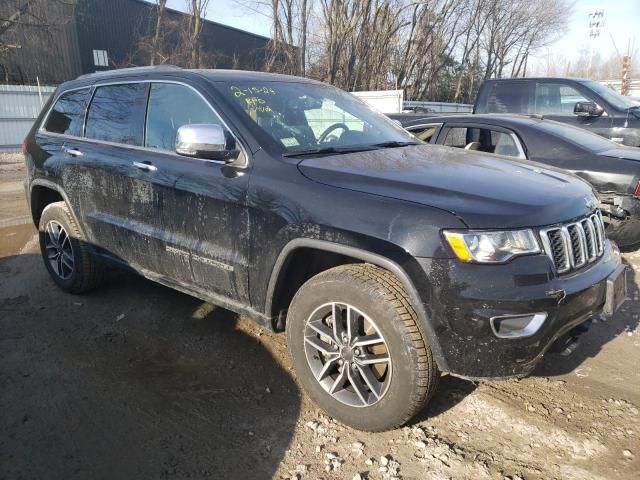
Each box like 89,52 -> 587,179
145,83 -> 220,151
85,83 -> 148,146
44,89 -> 90,136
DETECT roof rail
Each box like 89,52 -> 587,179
77,65 -> 182,80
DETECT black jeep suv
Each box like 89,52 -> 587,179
24,66 -> 627,431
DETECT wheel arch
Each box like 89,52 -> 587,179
265,238 -> 449,371
30,180 -> 86,237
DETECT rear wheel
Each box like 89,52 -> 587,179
286,264 -> 439,431
38,201 -> 103,293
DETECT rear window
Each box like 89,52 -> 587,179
44,88 -> 90,136
482,82 -> 530,114
85,83 -> 148,146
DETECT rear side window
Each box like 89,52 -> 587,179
443,127 -> 478,148
145,83 -> 220,150
442,126 -> 523,157
85,83 -> 148,146
483,82 -> 529,114
44,89 -> 89,136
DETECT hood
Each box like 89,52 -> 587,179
599,147 -> 640,162
298,144 -> 597,229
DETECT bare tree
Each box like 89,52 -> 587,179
0,0 -> 78,83
150,0 -> 168,65
185,0 -> 210,68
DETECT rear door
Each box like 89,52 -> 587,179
65,82 -> 160,274
532,80 -> 613,137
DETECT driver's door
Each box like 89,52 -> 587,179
533,81 -> 612,137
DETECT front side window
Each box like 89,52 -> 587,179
145,83 -> 220,151
535,83 -> 590,115
408,125 -> 440,142
221,81 -> 415,153
44,88 -> 90,136
85,83 -> 148,146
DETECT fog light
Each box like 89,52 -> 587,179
490,313 -> 547,338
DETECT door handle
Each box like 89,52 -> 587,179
133,161 -> 157,172
63,147 -> 83,157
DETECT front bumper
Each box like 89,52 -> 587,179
414,240 -> 623,379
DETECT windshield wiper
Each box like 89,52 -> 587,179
371,141 -> 421,148
282,146 -> 376,157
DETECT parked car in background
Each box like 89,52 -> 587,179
24,67 -> 627,431
473,77 -> 640,147
390,113 -> 640,250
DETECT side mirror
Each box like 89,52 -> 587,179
175,124 -> 239,161
574,101 -> 604,117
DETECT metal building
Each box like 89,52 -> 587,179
0,0 -> 270,85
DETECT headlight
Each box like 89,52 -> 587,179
443,229 -> 540,263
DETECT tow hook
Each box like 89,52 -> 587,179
546,288 -> 566,304
554,318 -> 593,356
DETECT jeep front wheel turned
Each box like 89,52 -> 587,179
286,264 -> 439,431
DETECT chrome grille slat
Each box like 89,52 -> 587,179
540,212 -> 605,274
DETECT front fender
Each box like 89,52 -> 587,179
264,237 -> 450,372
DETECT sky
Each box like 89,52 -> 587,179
164,0 -> 272,38
163,0 -> 638,63
532,0 -> 639,68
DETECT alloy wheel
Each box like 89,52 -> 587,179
303,302 -> 392,407
44,220 -> 75,280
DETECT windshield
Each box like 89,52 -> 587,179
536,120 -> 619,152
220,80 -> 417,154
583,80 -> 638,111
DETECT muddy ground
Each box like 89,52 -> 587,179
1,156 -> 639,480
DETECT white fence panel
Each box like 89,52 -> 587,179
0,85 -> 57,152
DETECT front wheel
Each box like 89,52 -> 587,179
286,264 -> 439,431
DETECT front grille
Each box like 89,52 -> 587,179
539,212 -> 605,274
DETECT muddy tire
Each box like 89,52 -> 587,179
38,201 -> 103,294
286,263 -> 439,431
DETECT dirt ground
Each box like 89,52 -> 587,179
1,156 -> 639,480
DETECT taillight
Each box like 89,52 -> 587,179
21,138 -> 27,156
634,180 -> 640,198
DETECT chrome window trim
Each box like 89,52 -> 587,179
406,122 -> 443,131
38,79 -> 249,168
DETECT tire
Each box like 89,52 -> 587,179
38,201 -> 103,294
286,263 -> 439,431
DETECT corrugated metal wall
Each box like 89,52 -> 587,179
0,85 -> 56,152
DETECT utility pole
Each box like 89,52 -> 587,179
587,9 -> 604,78
621,55 -> 630,96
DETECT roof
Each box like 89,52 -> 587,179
390,113 -> 546,128
482,77 -> 591,83
60,66 -> 325,90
